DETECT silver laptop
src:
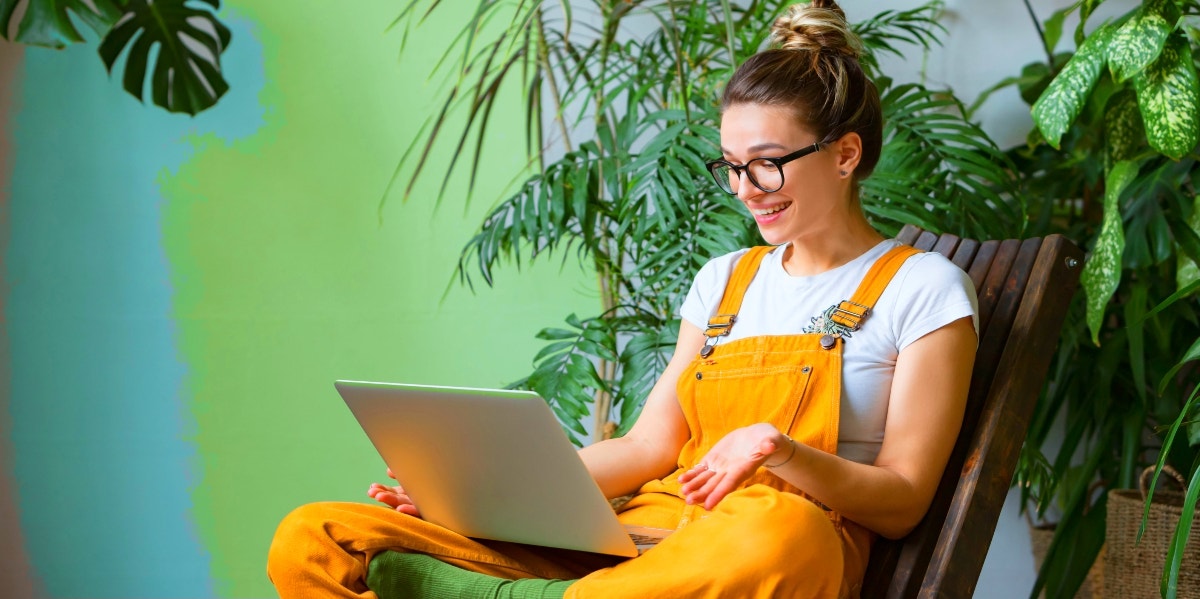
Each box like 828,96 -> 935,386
335,380 -> 670,557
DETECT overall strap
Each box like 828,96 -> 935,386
829,244 -> 922,332
704,245 -> 774,339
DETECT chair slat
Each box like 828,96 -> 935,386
896,224 -> 922,245
932,234 -> 961,258
974,239 -> 1021,343
949,238 -> 980,272
965,240 -> 999,291
973,238 -> 1042,401
914,231 -> 939,251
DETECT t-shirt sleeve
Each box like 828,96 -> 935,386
678,250 -> 747,330
890,252 -> 980,351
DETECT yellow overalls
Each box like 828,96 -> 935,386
268,243 -> 920,599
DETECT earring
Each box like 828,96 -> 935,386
839,170 -> 848,176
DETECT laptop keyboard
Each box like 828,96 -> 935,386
629,532 -> 666,546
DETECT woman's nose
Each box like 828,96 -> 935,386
736,175 -> 763,202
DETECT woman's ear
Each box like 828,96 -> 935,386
833,132 -> 862,178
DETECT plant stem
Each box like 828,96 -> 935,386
1022,0 -> 1056,68
536,8 -> 573,155
594,259 -> 616,440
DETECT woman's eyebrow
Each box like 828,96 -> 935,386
720,142 -> 788,155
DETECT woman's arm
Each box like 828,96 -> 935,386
578,320 -> 706,499
680,316 -> 977,539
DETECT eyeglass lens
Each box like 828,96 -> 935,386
711,159 -> 785,194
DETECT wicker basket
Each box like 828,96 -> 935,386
1032,496 -> 1104,599
1104,466 -> 1199,598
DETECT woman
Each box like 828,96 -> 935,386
268,1 -> 978,597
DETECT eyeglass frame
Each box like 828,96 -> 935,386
704,142 -> 824,195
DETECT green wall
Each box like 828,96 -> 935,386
1,1 -> 596,596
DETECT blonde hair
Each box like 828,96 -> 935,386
722,0 -> 882,180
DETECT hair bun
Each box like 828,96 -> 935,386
770,1 -> 861,58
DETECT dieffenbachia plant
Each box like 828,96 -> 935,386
1030,0 -> 1200,344
1024,2 -> 1200,598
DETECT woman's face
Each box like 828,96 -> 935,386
717,103 -> 852,246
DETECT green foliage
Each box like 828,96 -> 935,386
1081,160 -> 1136,344
0,0 -> 120,47
2,0 -> 231,116
98,0 -> 230,115
1108,2 -> 1172,83
870,83 -> 1023,236
1032,25 -> 1113,148
981,1 -> 1200,597
1135,31 -> 1200,160
393,0 -> 1021,444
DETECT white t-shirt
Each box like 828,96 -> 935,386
679,239 -> 979,465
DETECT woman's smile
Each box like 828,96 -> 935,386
749,201 -> 793,225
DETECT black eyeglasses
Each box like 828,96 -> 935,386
705,143 -> 823,195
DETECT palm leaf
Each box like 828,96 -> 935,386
612,317 -> 678,436
875,83 -> 1023,238
519,314 -> 617,446
854,1 -> 945,78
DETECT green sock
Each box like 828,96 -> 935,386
367,550 -> 575,599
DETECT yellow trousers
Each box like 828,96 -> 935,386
268,485 -> 859,598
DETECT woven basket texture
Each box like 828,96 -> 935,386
1103,467 -> 1198,599
1030,523 -> 1104,598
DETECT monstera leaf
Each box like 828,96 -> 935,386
3,0 -> 230,115
98,0 -> 230,115
0,0 -> 121,47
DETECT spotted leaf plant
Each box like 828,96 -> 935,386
1033,1 -> 1200,346
1008,1 -> 1200,597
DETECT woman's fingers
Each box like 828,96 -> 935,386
369,488 -> 401,506
395,503 -> 421,516
703,474 -> 743,511
685,470 -> 726,505
367,477 -> 424,518
680,468 -> 715,494
678,463 -> 710,486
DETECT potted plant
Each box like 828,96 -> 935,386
972,1 -> 1200,596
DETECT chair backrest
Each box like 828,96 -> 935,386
860,225 -> 1084,598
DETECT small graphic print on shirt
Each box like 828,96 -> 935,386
802,304 -> 857,339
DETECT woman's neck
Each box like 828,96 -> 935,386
780,214 -> 884,277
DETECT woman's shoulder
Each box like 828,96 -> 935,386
693,245 -> 777,284
899,249 -> 975,293
883,247 -> 980,344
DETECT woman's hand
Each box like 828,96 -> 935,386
367,468 -> 422,518
678,423 -> 789,510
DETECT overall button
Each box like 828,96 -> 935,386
696,372 -> 703,380
820,334 -> 837,350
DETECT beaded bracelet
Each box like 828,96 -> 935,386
764,435 -> 796,468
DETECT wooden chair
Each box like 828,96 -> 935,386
861,225 -> 1085,598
